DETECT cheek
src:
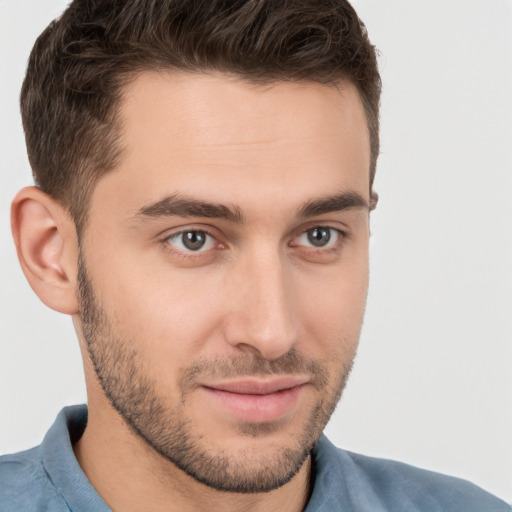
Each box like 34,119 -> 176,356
87,226 -> 369,372
95,259 -> 227,363
295,252 -> 369,354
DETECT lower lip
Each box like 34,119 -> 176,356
202,385 -> 306,423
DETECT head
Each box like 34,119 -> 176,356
20,0 -> 380,232
13,0 -> 380,495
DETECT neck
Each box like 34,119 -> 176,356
73,398 -> 312,512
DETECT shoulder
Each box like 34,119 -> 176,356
308,436 -> 511,512
0,447 -> 70,512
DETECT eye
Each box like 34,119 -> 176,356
295,226 -> 341,248
166,230 -> 216,252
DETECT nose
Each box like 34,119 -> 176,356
223,246 -> 299,360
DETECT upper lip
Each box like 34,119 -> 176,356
202,376 -> 309,395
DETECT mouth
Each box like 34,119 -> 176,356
200,377 -> 309,423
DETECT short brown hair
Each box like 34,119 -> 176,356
21,0 -> 381,230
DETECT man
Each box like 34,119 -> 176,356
0,1 -> 509,511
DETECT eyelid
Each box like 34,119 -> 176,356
167,230 -> 215,251
292,226 -> 345,249
158,222 -> 223,243
157,222 -> 348,262
160,225 -> 226,257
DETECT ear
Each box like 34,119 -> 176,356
11,186 -> 79,315
370,190 -> 379,211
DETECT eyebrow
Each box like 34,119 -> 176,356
133,190 -> 369,224
135,194 -> 245,222
298,191 -> 370,218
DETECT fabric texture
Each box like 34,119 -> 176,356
1,405 -> 509,512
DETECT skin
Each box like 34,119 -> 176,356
12,72 -> 372,512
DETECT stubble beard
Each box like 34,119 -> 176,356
77,251 -> 358,493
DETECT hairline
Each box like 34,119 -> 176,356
72,67 -> 376,237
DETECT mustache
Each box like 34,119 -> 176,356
179,349 -> 329,393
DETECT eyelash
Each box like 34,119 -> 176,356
290,226 -> 346,252
161,228 -> 221,259
161,226 -> 347,258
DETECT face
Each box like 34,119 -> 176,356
77,72 -> 371,493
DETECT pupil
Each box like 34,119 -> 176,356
308,227 -> 330,247
183,231 -> 206,250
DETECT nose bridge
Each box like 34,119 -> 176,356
225,242 -> 299,359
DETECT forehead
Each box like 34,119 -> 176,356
91,71 -> 370,217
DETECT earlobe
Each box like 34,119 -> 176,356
11,186 -> 79,315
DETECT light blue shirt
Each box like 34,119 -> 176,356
1,405 -> 509,511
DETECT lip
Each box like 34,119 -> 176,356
205,376 -> 309,395
200,377 -> 309,423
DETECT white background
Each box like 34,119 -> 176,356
1,0 -> 511,503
